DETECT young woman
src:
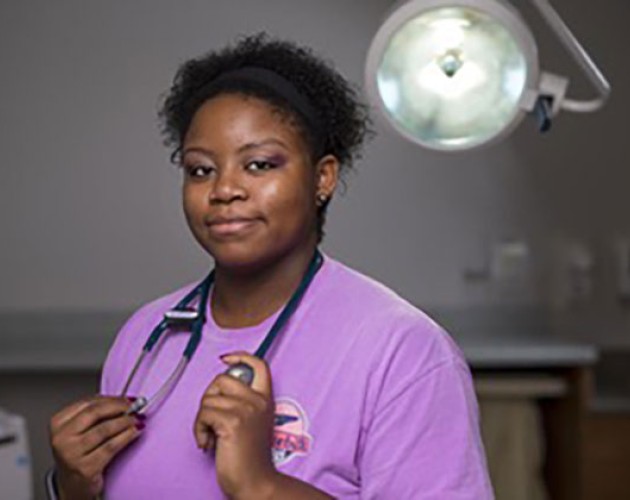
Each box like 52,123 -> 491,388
48,34 -> 493,499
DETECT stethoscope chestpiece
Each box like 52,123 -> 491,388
224,362 -> 255,386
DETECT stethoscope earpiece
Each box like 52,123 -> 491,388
125,396 -> 149,416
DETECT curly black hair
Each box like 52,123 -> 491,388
158,33 -> 372,241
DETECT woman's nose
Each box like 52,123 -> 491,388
209,168 -> 247,204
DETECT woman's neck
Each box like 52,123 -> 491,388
210,243 -> 318,329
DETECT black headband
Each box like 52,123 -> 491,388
203,67 -> 324,153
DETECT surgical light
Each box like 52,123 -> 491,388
365,0 -> 611,151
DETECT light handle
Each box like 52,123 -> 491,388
530,0 -> 611,112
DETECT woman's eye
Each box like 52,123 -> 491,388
185,165 -> 214,178
245,160 -> 276,172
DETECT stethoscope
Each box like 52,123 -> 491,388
121,250 -> 324,415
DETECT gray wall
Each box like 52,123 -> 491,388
1,0 -> 629,316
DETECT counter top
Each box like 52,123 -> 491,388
0,310 -> 598,372
0,312 -> 123,371
451,330 -> 598,368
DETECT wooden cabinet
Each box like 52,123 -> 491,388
475,367 -> 593,500
477,366 -> 630,500
581,413 -> 630,500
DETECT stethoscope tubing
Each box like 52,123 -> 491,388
121,250 -> 323,415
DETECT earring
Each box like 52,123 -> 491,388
316,193 -> 328,207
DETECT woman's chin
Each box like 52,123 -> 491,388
208,246 -> 271,274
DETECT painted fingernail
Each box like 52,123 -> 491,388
135,413 -> 147,422
219,352 -> 233,360
135,422 -> 146,431
127,396 -> 137,402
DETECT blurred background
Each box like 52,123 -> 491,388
0,0 -> 628,498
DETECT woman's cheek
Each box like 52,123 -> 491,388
257,179 -> 283,203
260,175 -> 312,214
183,185 -> 206,221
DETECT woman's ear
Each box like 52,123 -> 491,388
315,155 -> 339,202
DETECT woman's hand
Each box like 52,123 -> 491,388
49,396 -> 143,500
194,352 -> 278,499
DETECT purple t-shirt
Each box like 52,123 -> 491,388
101,255 -> 493,499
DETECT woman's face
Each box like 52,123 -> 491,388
181,93 -> 335,271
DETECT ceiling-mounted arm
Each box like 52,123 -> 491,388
530,0 -> 611,112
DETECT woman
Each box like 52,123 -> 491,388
48,34 -> 493,499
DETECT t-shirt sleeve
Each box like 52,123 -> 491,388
359,344 -> 494,499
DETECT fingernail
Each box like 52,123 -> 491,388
127,396 -> 137,402
219,352 -> 233,360
135,422 -> 146,431
135,413 -> 147,422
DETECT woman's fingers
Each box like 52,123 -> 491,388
194,392 -> 243,450
51,396 -> 139,465
195,375 -> 270,449
50,397 -> 95,433
55,396 -> 133,437
207,374 -> 270,408
197,394 -> 261,444
194,404 -> 249,451
194,406 -> 223,451
59,423 -> 142,493
78,413 -> 141,455
194,354 -> 274,452
50,395 -> 144,499
82,423 -> 143,473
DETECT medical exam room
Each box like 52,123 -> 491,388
1,0 -> 629,498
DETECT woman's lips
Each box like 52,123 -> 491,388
206,218 -> 260,237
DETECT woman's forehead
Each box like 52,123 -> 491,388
184,94 -> 308,152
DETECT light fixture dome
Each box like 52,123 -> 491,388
366,0 -> 540,151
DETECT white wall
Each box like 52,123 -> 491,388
0,0 -> 628,317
